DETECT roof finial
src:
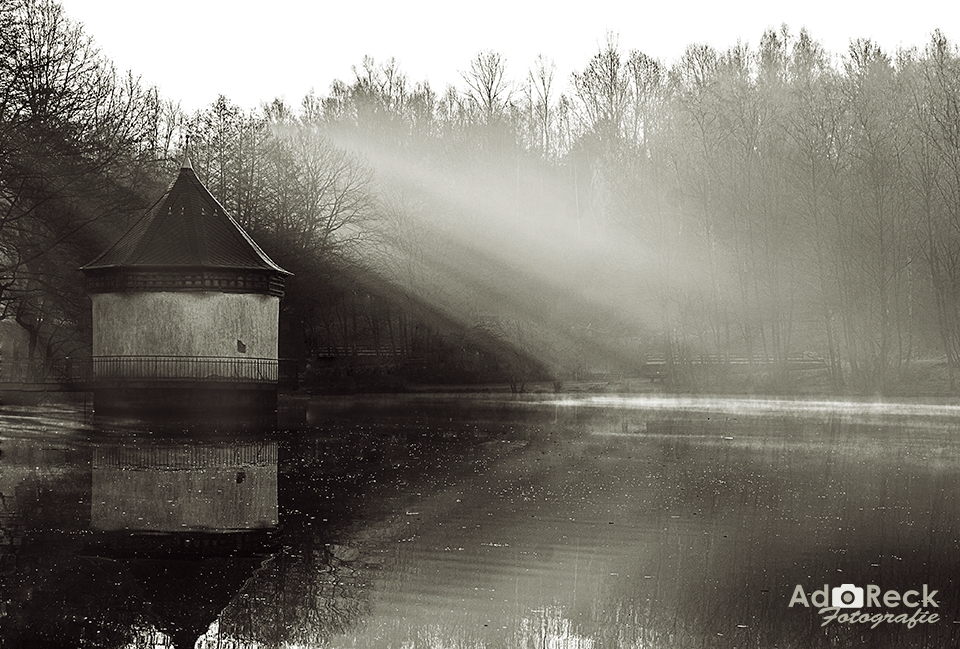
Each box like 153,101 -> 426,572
181,134 -> 193,170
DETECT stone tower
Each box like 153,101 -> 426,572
81,158 -> 290,417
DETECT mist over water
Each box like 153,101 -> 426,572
549,394 -> 960,421
2,395 -> 960,648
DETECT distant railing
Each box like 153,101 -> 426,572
640,353 -> 827,381
643,354 -> 826,368
92,356 -> 279,383
315,345 -> 407,359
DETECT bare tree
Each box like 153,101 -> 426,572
572,32 -> 631,140
524,55 -> 556,158
0,0 -> 156,361
462,50 -> 513,126
909,32 -> 960,386
264,121 -> 374,261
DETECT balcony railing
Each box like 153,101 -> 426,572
0,356 -> 300,389
92,356 -> 279,383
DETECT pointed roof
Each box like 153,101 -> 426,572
83,162 -> 289,275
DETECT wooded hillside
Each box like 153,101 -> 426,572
5,0 -> 960,393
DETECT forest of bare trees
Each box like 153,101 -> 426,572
5,0 -> 960,394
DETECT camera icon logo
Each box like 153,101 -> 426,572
831,584 -> 864,608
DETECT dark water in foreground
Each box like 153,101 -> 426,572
3,395 -> 960,648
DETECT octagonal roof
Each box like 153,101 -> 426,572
82,160 -> 289,275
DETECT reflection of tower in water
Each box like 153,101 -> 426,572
92,440 -> 277,536
88,438 -> 279,649
0,430 -> 283,648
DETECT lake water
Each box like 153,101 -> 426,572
2,394 -> 960,648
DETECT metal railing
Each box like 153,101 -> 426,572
92,356 -> 279,383
0,356 -> 302,389
643,354 -> 826,369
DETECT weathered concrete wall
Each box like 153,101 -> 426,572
91,291 -> 279,359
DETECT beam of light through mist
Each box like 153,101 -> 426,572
330,128 -> 703,376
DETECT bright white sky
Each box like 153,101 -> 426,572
60,0 -> 958,113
